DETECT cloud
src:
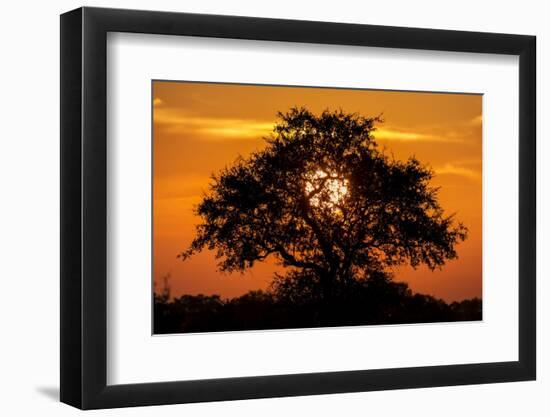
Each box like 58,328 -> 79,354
373,114 -> 485,144
374,127 -> 463,143
375,128 -> 436,142
469,115 -> 482,126
197,123 -> 274,139
154,109 -> 480,144
154,109 -> 273,140
434,163 -> 480,180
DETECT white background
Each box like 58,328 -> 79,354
108,34 -> 519,384
0,0 -> 546,416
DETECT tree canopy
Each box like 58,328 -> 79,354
180,107 -> 467,301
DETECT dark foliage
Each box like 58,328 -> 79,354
181,107 -> 468,303
154,273 -> 481,334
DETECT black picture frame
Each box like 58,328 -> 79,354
60,6 -> 536,410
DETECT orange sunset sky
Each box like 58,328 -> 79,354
153,81 -> 482,303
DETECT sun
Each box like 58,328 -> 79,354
305,170 -> 349,212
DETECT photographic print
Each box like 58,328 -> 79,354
152,81 -> 482,334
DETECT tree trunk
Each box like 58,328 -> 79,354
319,269 -> 337,325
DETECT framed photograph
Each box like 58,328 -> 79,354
60,6 -> 536,409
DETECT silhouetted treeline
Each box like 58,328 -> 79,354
154,275 -> 481,334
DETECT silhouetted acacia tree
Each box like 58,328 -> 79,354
181,107 -> 467,302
